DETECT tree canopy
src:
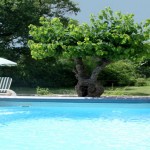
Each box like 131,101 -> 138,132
29,7 -> 150,97
29,7 -> 150,61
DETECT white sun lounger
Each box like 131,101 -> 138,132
0,77 -> 12,93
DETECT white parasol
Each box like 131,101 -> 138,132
0,57 -> 17,66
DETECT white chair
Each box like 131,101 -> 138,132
0,77 -> 12,93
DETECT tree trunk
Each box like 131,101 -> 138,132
74,57 -> 109,97
75,78 -> 104,97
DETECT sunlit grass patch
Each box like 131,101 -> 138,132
103,86 -> 150,96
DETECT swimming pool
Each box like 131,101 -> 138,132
0,96 -> 150,150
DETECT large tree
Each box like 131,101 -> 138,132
28,7 -> 150,97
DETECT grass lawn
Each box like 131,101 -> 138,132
104,78 -> 150,96
12,87 -> 76,96
12,86 -> 150,96
103,86 -> 150,96
12,87 -> 37,95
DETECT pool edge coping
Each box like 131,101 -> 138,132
0,95 -> 150,104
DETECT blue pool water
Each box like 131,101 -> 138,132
0,103 -> 150,150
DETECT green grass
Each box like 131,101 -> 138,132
12,87 -> 36,95
12,87 -> 76,96
103,86 -> 150,96
103,79 -> 150,96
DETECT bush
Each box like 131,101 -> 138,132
36,87 -> 51,95
135,78 -> 147,86
99,60 -> 138,86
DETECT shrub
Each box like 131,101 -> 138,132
36,87 -> 51,95
99,60 -> 138,86
135,78 -> 147,86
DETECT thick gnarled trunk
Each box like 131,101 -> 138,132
74,57 -> 109,97
75,79 -> 104,97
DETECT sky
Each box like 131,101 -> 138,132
71,0 -> 150,23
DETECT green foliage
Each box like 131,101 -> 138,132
0,59 -> 76,88
36,87 -> 51,95
29,7 -> 150,62
135,78 -> 147,86
0,0 -> 80,54
28,7 -> 150,92
137,59 -> 150,77
0,0 -> 80,87
0,0 -> 80,47
36,87 -> 77,96
99,60 -> 138,86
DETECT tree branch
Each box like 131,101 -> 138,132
74,57 -> 87,80
90,59 -> 110,81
